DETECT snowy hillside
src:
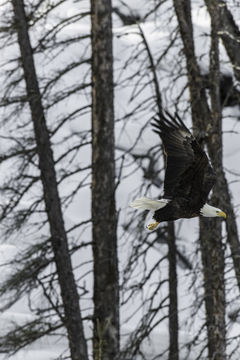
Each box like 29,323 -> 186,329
0,0 -> 240,359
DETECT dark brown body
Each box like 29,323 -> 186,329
153,198 -> 200,222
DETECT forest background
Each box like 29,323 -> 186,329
0,0 -> 240,359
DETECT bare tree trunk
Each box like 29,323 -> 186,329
91,1 -> 119,359
11,1 -> 89,359
168,223 -> 179,360
217,0 -> 240,82
204,0 -> 240,292
200,218 -> 225,360
211,0 -> 226,354
203,2 -> 226,356
173,0 -> 226,358
173,0 -> 210,133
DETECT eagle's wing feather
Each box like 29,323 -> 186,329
152,112 -> 216,203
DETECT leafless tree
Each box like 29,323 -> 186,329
0,0 -> 91,357
118,0 -> 240,359
10,1 -> 89,359
0,0 -> 240,359
91,0 -> 119,359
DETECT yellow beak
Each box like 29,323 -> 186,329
218,211 -> 227,219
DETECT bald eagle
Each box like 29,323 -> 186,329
130,112 -> 226,231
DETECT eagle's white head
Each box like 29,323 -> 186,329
200,203 -> 226,218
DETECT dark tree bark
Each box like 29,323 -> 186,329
11,1 -> 89,359
217,0 -> 240,82
200,218 -> 226,360
91,1 -> 119,359
168,222 -> 179,360
204,0 -> 240,293
173,0 -> 210,134
203,2 -> 226,356
173,0 -> 226,358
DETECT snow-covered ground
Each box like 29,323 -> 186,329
0,0 -> 240,359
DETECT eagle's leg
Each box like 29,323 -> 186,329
147,221 -> 160,231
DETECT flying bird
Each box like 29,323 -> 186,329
130,112 -> 226,231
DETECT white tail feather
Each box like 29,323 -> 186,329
129,197 -> 169,211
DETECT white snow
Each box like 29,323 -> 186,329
0,0 -> 240,359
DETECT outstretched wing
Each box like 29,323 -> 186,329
152,112 -> 216,203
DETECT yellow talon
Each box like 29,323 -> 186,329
147,221 -> 160,231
